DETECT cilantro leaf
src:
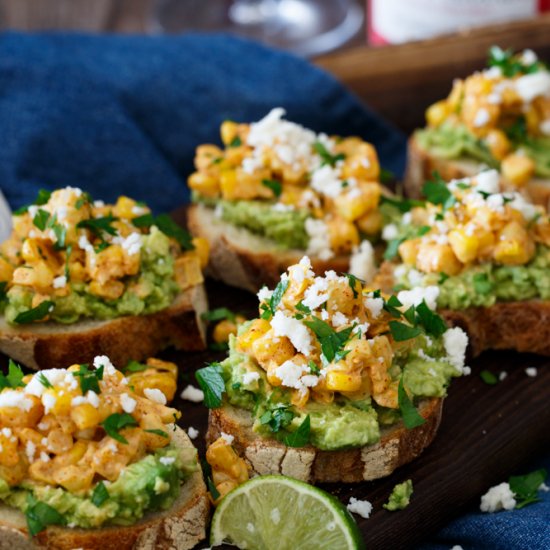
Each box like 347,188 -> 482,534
415,301 -> 447,338
37,373 -> 53,389
284,415 -> 311,447
145,429 -> 169,438
384,238 -> 403,260
25,499 -> 66,536
154,214 -> 194,250
380,195 -> 425,213
260,404 -> 295,433
0,359 -> 25,390
207,476 -> 221,500
91,481 -> 110,507
73,363 -> 103,394
308,360 -> 321,375
398,377 -> 426,429
296,301 -> 311,314
343,273 -> 363,299
383,295 -> 403,318
100,413 -> 139,444
132,213 -> 155,228
438,272 -> 449,284
509,468 -> 547,509
480,370 -> 498,385
422,172 -> 456,210
488,46 -> 544,77
261,279 -> 289,320
201,307 -> 237,323
14,300 -> 54,324
195,364 -> 225,408
32,209 -> 50,231
75,192 -> 93,210
261,179 -> 282,197
303,317 -> 353,363
35,189 -> 52,206
124,360 -> 148,373
229,136 -> 242,147
313,141 -> 345,167
77,215 -> 118,239
473,273 -> 493,295
389,321 -> 422,342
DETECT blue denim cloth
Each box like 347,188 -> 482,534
0,31 -> 405,213
0,32 -> 548,549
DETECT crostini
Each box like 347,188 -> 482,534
0,187 -> 209,370
200,257 -> 469,483
187,108 -> 383,291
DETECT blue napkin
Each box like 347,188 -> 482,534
0,31 -> 405,213
0,31 -> 548,549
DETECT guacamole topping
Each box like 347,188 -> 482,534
198,257 -> 468,452
381,170 -> 550,310
383,479 -> 413,511
188,107 -> 384,267
0,357 -> 194,532
0,187 -> 206,325
420,47 -> 550,187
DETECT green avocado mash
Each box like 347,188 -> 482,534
219,331 -> 461,452
393,245 -> 550,310
416,123 -> 550,178
0,443 -> 197,529
196,195 -> 310,250
2,226 -> 180,325
383,479 -> 413,511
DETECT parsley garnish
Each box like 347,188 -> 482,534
35,189 -> 52,206
260,279 -> 288,320
124,360 -> 148,373
37,373 -> 53,389
201,307 -> 237,323
261,179 -> 282,197
313,141 -> 345,167
100,413 -> 138,444
480,370 -> 498,385
25,497 -> 66,536
509,468 -> 547,509
438,272 -> 449,284
77,215 -> 118,238
473,273 -> 493,295
73,363 -> 104,394
303,317 -> 353,363
75,192 -> 93,210
488,46 -> 544,77
132,213 -> 194,250
308,360 -> 321,375
389,321 -> 422,341
415,301 -> 447,338
260,404 -> 295,433
343,273 -> 364,299
145,429 -> 169,438
229,136 -> 242,147
398,377 -> 426,429
195,364 -> 225,408
14,300 -> 54,324
383,295 -> 403,318
505,116 -> 528,144
380,195 -> 425,213
91,481 -> 109,507
0,359 -> 25,390
284,415 -> 311,447
422,172 -> 456,210
384,238 -> 403,260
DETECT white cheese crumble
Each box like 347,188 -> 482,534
271,311 -> 312,355
397,286 -> 440,311
310,164 -> 344,198
24,368 -> 76,397
499,371 -> 508,382
349,240 -> 376,283
305,218 -> 334,260
515,72 -> 550,103
120,232 -> 142,256
159,456 -> 176,466
242,371 -> 261,385
120,393 -> 137,413
302,276 -> 329,310
443,327 -> 469,373
474,108 -> 490,127
364,294 -> 384,318
525,367 -> 538,377
257,286 -> 273,303
180,385 -> 204,402
52,275 -> 67,289
347,497 -> 373,519
144,388 -> 167,405
25,441 -> 36,462
187,426 -> 199,440
220,432 -> 235,445
93,355 -> 116,376
331,311 -> 348,328
382,223 -> 398,241
540,119 -> 550,136
480,482 -> 516,512
42,393 -> 57,414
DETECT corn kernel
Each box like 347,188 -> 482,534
113,196 -> 138,219
88,279 -> 125,300
0,256 -> 13,282
356,209 -> 383,235
426,100 -> 450,127
416,242 -> 462,276
188,171 -> 220,198
327,217 -> 360,255
70,403 -> 100,431
213,319 -> 239,343
485,129 -> 511,161
501,154 -> 535,187
236,319 -> 271,352
220,120 -> 239,146
325,370 -> 362,392
174,254 -> 204,290
191,237 -> 210,269
398,238 -> 421,265
448,228 -> 479,264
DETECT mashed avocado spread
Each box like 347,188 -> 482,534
0,444 -> 197,529
219,332 -> 460,452
394,245 -> 550,310
416,123 -> 550,178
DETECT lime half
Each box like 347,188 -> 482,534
210,475 -> 365,550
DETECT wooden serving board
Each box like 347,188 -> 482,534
1,278 -> 548,549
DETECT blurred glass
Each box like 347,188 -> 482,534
152,0 -> 364,57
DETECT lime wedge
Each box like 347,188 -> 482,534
210,475 -> 365,550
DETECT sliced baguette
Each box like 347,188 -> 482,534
404,134 -> 550,209
375,261 -> 550,357
206,399 -> 442,484
0,284 -> 207,371
0,426 -> 209,550
187,204 -> 351,293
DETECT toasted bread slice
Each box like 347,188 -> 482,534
187,204 -> 351,293
375,261 -> 550,357
0,426 -> 209,550
404,134 -> 550,209
206,399 -> 442,484
0,284 -> 207,371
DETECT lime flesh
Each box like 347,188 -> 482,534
210,475 -> 365,550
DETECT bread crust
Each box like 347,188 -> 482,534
206,399 -> 443,484
375,260 -> 550,357
187,204 -> 351,293
404,134 -> 550,209
0,427 -> 209,550
0,284 -> 207,371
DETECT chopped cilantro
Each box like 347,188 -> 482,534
308,360 -> 321,375
124,360 -> 148,373
100,413 -> 138,444
415,301 -> 447,338
25,497 -> 66,536
389,321 -> 422,342
77,215 -> 118,238
91,481 -> 109,507
32,208 -> 50,231
195,364 -> 225,408
303,317 -> 353,363
343,273 -> 363,298
229,136 -> 242,147
0,359 -> 25,390
14,300 -> 54,324
73,363 -> 104,394
37,373 -> 53,389
145,429 -> 169,438
260,404 -> 295,433
509,468 -> 547,509
380,195 -> 425,213
398,378 -> 426,429
284,415 -> 311,447
201,307 -> 237,323
132,213 -> 194,250
422,172 -> 456,210
313,141 -> 345,167
480,370 -> 498,385
383,295 -> 403,318
261,179 -> 282,197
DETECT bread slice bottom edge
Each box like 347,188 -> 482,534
187,203 -> 352,293
206,400 -> 443,484
0,426 -> 210,550
0,283 -> 208,370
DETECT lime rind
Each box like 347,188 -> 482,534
210,475 -> 365,550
